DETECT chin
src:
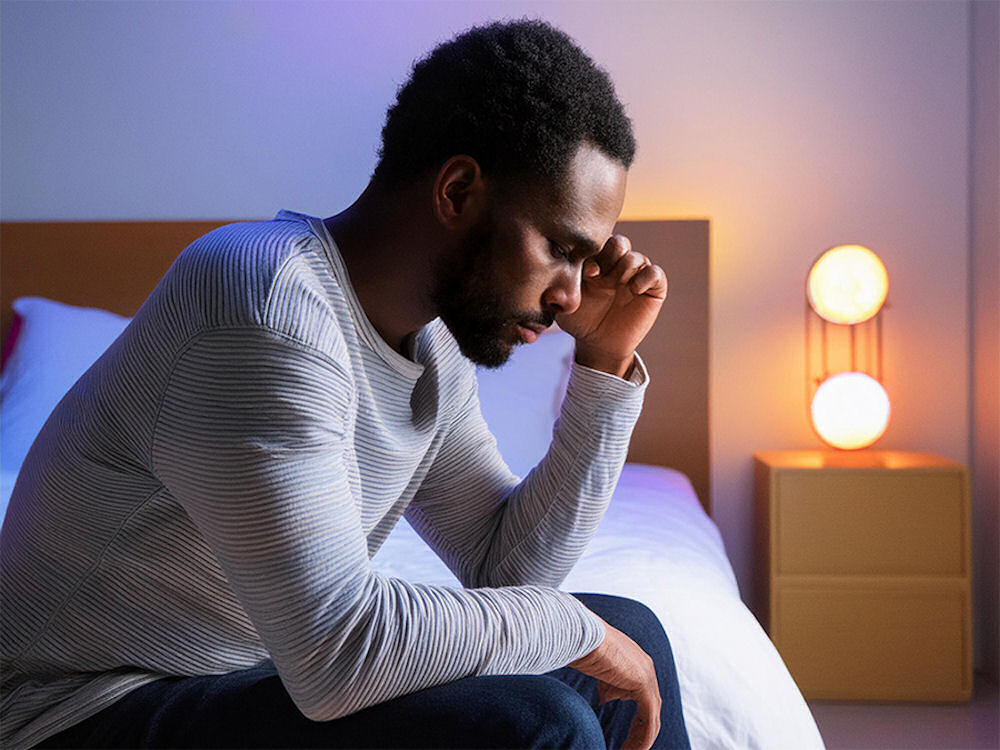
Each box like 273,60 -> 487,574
451,333 -> 515,369
467,342 -> 515,370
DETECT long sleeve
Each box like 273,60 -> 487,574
405,354 -> 647,590
150,326 -> 605,722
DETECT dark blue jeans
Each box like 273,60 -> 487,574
38,594 -> 690,749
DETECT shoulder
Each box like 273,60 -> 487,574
153,212 -> 348,360
170,213 -> 319,313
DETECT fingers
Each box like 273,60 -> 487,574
593,234 -> 632,274
621,653 -> 662,750
569,619 -> 663,750
628,262 -> 668,300
590,235 -> 668,301
622,699 -> 661,750
602,677 -> 661,750
610,250 -> 650,286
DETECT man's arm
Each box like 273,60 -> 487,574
405,352 -> 646,589
150,326 -> 604,722
405,232 -> 665,589
406,233 -> 669,750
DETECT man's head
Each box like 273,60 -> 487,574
373,19 -> 635,197
373,20 -> 634,367
431,143 -> 628,368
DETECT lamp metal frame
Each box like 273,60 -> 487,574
804,283 -> 887,434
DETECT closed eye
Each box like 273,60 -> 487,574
548,240 -> 571,261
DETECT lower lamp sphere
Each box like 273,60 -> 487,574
810,372 -> 891,450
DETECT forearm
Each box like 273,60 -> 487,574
286,576 -> 604,720
474,356 -> 646,588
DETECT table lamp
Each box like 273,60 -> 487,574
805,244 -> 890,450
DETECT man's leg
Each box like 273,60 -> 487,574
36,664 -> 605,749
546,593 -> 690,750
38,594 -> 687,750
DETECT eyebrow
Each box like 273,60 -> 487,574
559,227 -> 602,258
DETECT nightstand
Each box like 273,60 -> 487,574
754,450 -> 972,701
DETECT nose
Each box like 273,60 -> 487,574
542,267 -> 583,316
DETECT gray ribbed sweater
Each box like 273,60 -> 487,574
0,210 -> 646,748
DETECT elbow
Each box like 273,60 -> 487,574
285,678 -> 358,723
296,698 -> 339,723
277,574 -> 385,723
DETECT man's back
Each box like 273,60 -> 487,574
2,212 -> 339,743
1,211 -> 459,740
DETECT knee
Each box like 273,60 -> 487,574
575,594 -> 669,652
503,677 -> 605,750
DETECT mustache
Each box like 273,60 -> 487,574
517,310 -> 556,329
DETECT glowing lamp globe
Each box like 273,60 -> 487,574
810,372 -> 891,450
807,245 -> 889,325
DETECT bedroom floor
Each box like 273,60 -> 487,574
808,676 -> 999,750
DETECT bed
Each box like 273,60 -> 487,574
0,219 -> 824,749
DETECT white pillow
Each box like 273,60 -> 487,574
475,328 -> 575,477
0,297 -> 131,483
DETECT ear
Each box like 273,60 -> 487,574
432,156 -> 487,229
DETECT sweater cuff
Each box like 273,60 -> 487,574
569,595 -> 608,661
570,351 -> 648,391
563,351 -> 647,419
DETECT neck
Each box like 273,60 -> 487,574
323,182 -> 444,354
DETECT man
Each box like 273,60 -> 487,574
1,19 -> 690,750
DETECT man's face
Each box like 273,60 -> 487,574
434,143 -> 627,368
433,207 -> 553,368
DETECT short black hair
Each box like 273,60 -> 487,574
372,19 -> 635,190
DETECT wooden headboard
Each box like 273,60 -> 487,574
0,219 -> 710,511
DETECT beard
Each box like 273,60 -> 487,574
432,211 -> 553,369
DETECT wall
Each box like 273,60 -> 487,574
1,1 -> 983,665
970,0 -> 999,682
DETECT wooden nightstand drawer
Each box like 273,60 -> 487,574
754,451 -> 973,702
773,582 -> 971,701
774,470 -> 966,576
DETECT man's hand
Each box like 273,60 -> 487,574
556,234 -> 668,378
569,616 -> 662,750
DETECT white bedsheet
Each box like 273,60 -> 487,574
373,464 -> 824,750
